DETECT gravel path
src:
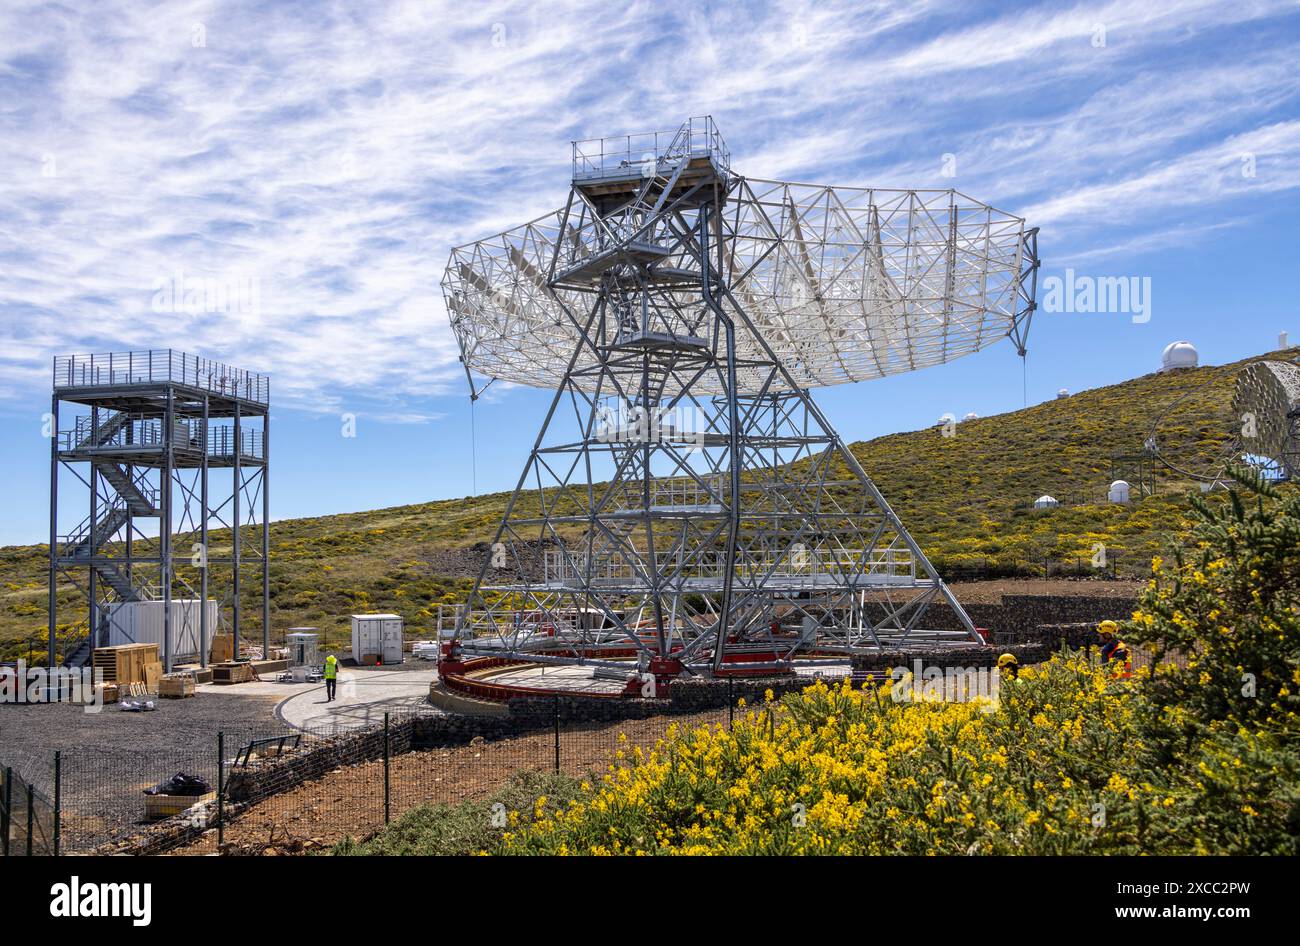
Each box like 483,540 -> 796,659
0,690 -> 286,851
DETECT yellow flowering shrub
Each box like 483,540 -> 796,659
492,468 -> 1298,856
496,655 -> 1174,855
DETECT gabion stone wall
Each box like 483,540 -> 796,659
875,592 -> 1135,644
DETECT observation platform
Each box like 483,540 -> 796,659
56,422 -> 265,468
53,350 -> 268,470
553,240 -> 672,285
53,350 -> 270,416
570,116 -> 731,210
608,328 -> 710,352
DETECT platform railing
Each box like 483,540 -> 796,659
572,116 -> 730,181
542,546 -> 915,584
54,350 -> 269,405
208,427 -> 265,461
58,416 -> 263,461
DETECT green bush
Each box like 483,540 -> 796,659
1124,467 -> 1300,853
331,771 -> 583,856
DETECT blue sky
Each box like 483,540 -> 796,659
1,0 -> 1298,545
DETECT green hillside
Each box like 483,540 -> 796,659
1,350 -> 1289,662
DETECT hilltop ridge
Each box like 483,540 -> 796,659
1,349 -> 1289,661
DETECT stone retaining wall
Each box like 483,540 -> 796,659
225,725 -> 413,805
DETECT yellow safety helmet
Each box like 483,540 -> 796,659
997,652 -> 1019,669
1098,620 -> 1118,637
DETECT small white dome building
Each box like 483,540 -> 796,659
1034,495 -> 1059,509
1160,341 -> 1198,372
1108,479 -> 1131,504
1057,388 -> 1069,399
963,412 -> 979,421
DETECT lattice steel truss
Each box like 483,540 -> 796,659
442,117 -> 1039,678
48,351 -> 271,673
1233,358 -> 1300,479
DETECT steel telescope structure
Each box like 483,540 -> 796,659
441,117 -> 1039,681
1232,358 -> 1300,480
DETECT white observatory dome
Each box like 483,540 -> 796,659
963,412 -> 979,421
1108,480 -> 1131,504
1057,388 -> 1069,399
1160,341 -> 1198,372
1033,495 -> 1059,509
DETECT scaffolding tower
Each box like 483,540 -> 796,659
48,350 -> 271,673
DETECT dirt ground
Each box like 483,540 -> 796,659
180,709 -> 732,854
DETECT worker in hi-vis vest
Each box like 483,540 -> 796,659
323,653 -> 338,702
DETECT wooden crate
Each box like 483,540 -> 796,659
144,790 -> 216,821
211,662 -> 257,685
159,675 -> 195,698
210,634 -> 235,663
92,643 -> 160,684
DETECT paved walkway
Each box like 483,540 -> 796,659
273,666 -> 440,732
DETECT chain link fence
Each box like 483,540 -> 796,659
0,763 -> 58,856
2,694 -> 757,856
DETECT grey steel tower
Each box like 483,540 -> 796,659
48,350 -> 270,672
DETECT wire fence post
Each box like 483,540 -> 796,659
553,695 -> 561,774
1,766 -> 11,857
26,785 -> 34,857
216,731 -> 225,850
728,679 -> 735,731
53,751 -> 61,856
383,712 -> 391,825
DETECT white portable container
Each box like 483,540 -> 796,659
350,614 -> 404,665
102,599 -> 220,663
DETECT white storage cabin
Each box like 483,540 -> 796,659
103,599 -> 220,663
351,614 -> 404,665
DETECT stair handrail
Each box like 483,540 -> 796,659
58,494 -> 132,556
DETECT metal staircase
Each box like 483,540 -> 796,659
77,410 -> 130,449
93,461 -> 159,516
56,456 -> 161,667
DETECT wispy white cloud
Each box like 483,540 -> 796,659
0,0 -> 1297,414
1021,120 -> 1300,227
